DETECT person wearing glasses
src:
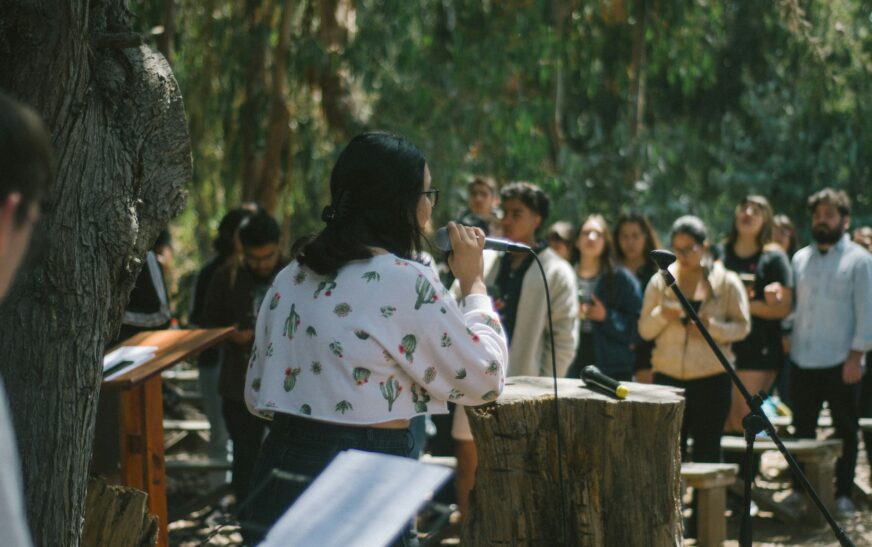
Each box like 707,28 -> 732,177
242,132 -> 508,545
639,215 -> 750,464
451,181 -> 578,521
202,210 -> 287,507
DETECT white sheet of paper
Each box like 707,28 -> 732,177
261,449 -> 452,547
102,345 -> 158,379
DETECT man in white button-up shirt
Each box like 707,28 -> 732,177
790,188 -> 872,518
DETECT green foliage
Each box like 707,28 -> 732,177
131,0 -> 872,316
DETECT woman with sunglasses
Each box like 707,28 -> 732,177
721,196 -> 794,436
566,214 -> 642,382
242,132 -> 508,545
639,215 -> 750,464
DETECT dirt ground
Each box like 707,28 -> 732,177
162,379 -> 872,546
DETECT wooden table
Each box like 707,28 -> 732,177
102,328 -> 234,547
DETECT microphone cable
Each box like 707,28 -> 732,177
528,250 -> 569,545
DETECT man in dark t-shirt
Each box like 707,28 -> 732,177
203,211 -> 286,505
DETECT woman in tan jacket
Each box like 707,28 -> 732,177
639,215 -> 750,463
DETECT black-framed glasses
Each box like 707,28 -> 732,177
672,244 -> 701,257
420,188 -> 440,207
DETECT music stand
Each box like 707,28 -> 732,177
261,449 -> 453,547
101,327 -> 234,547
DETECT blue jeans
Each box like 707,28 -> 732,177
241,413 -> 418,546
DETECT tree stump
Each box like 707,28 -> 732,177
462,376 -> 685,546
82,477 -> 158,547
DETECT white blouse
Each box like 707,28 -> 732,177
244,253 -> 509,425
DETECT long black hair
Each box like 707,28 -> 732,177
299,132 -> 427,275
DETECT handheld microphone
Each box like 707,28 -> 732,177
434,226 -> 532,253
581,365 -> 629,399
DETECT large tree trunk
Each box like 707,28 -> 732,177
462,377 -> 684,546
0,2 -> 190,545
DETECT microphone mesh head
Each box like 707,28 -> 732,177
434,227 -> 452,252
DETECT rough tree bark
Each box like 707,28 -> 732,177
0,2 -> 190,545
462,377 -> 684,546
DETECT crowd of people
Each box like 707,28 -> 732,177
173,159 -> 872,540
2,92 -> 872,545
453,179 -> 872,524
177,168 -> 870,539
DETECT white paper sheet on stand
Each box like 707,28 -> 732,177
261,449 -> 452,547
102,345 -> 158,380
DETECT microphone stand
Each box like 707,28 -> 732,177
649,250 -> 854,547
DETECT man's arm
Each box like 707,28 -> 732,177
846,254 -> 872,384
548,261 -> 579,377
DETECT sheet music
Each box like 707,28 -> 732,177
102,345 -> 158,379
261,449 -> 452,547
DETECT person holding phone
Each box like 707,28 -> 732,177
639,215 -> 750,463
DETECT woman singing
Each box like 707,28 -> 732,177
242,132 -> 509,544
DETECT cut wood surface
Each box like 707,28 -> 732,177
82,477 -> 157,547
462,376 -> 685,546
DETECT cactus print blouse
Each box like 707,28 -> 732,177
244,253 -> 509,425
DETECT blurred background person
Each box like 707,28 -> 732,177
0,91 -> 54,547
188,206 -> 255,489
721,196 -> 793,437
854,225 -> 872,490
787,188 -> 872,518
202,210 -> 286,506
455,175 -> 500,236
639,215 -> 750,463
545,220 -> 574,262
614,212 -> 662,383
853,226 -> 872,253
771,213 -> 800,407
772,214 -> 800,258
638,215 -> 750,539
566,214 -> 641,382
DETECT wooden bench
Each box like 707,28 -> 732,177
165,458 -> 231,472
721,436 -> 842,524
681,463 -> 738,547
765,414 -> 872,431
163,419 -> 210,432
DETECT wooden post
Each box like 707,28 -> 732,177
799,449 -> 838,524
682,463 -> 739,547
118,376 -> 168,547
462,376 -> 685,546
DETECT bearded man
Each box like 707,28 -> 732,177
789,187 -> 872,518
